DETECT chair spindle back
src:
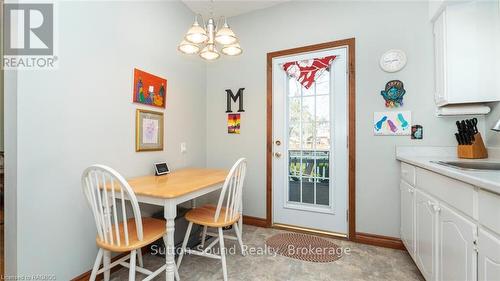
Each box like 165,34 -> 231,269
82,165 -> 143,247
214,158 -> 247,223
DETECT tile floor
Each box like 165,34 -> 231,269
111,225 -> 424,281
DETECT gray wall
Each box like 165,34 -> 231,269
9,1 -> 206,278
486,102 -> 500,146
205,1 -> 486,237
4,70 -> 17,277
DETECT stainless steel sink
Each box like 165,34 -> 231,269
434,161 -> 500,171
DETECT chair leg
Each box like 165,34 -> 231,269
137,249 -> 144,268
103,250 -> 111,281
200,225 -> 208,248
239,216 -> 243,236
89,249 -> 104,281
177,221 -> 193,269
129,250 -> 136,281
218,227 -> 228,281
234,223 -> 246,256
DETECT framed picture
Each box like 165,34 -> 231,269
373,111 -> 411,136
136,109 -> 164,152
228,113 -> 241,134
133,68 -> 167,108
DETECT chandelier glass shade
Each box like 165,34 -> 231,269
221,43 -> 242,56
177,40 -> 200,54
178,15 -> 242,61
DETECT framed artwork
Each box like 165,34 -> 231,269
136,109 -> 164,152
373,111 -> 411,136
411,125 -> 423,140
380,80 -> 406,108
133,68 -> 167,108
228,113 -> 241,134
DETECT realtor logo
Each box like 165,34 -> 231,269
3,3 -> 57,69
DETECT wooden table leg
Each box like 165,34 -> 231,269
164,201 -> 177,281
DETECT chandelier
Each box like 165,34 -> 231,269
178,14 -> 242,61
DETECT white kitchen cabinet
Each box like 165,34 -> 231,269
438,203 -> 477,281
478,228 -> 500,281
399,161 -> 500,281
433,1 -> 500,106
400,181 -> 416,258
416,189 -> 439,281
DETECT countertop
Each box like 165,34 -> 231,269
396,146 -> 500,195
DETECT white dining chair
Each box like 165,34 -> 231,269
82,164 -> 179,281
177,158 -> 247,281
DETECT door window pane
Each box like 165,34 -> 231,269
316,178 -> 330,206
301,123 -> 315,150
288,78 -> 300,97
302,179 -> 314,204
289,177 -> 300,202
288,123 -> 300,150
316,95 -> 330,122
302,83 -> 315,96
301,96 -> 315,123
316,122 -> 330,150
289,98 -> 301,122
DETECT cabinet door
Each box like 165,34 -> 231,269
433,10 -> 447,106
478,228 -> 500,281
438,204 -> 477,281
416,190 -> 439,281
401,181 -> 415,258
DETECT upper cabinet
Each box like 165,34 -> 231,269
433,1 -> 500,107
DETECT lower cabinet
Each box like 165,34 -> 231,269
438,204 -> 477,281
478,228 -> 500,281
401,181 -> 415,258
401,162 -> 500,281
415,189 -> 439,281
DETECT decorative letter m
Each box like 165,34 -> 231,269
226,88 -> 245,113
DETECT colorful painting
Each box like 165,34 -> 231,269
380,80 -> 406,108
373,111 -> 411,136
136,109 -> 164,151
133,68 -> 167,108
228,114 -> 241,134
411,125 -> 423,140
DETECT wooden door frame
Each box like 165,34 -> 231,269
266,38 -> 356,240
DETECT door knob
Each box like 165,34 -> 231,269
275,140 -> 282,146
274,152 -> 282,158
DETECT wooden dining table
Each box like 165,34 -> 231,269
126,168 -> 228,281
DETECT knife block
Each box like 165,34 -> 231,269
457,133 -> 488,159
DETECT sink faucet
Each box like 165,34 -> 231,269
493,119 -> 500,132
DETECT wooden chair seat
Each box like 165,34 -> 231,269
185,205 -> 240,227
96,217 -> 165,252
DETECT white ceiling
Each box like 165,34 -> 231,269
182,0 -> 288,19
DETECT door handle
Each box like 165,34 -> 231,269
275,140 -> 282,146
274,152 -> 282,158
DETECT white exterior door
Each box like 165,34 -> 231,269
272,47 -> 348,235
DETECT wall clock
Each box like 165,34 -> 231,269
380,49 -> 407,73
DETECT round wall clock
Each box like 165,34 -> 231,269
380,49 -> 407,73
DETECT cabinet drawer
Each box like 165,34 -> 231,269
401,162 -> 416,186
416,167 -> 475,218
479,190 -> 500,235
